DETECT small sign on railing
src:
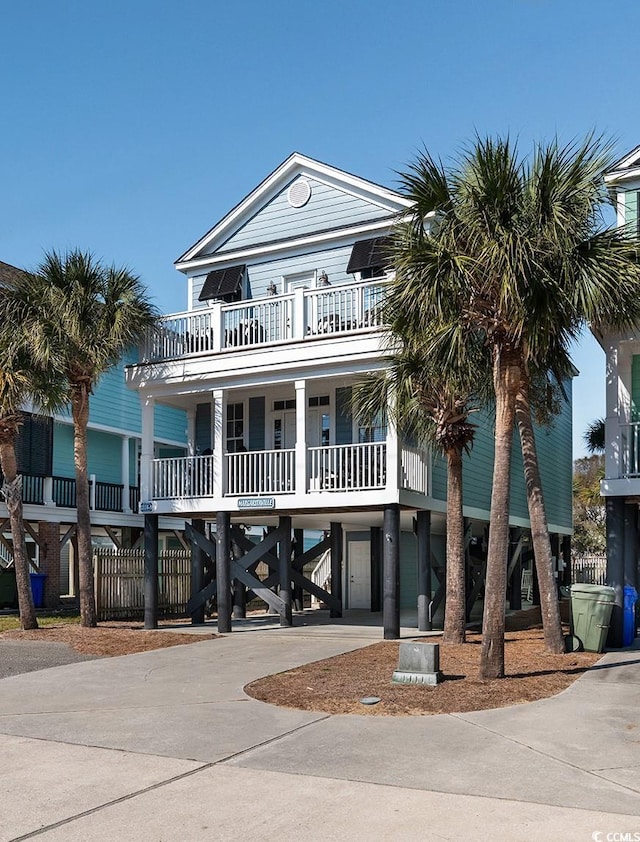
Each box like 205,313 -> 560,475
237,497 -> 276,509
139,500 -> 156,514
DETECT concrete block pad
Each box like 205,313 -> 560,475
392,641 -> 442,685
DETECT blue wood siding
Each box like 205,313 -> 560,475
52,423 -> 74,478
213,177 -> 392,255
431,387 -> 572,530
191,243 -> 362,307
154,404 -> 187,444
52,423 -> 121,483
249,396 -> 266,450
54,351 -> 187,446
400,531 -> 417,609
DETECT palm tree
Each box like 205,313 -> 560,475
584,418 -> 605,455
0,280 -> 66,629
353,325 -> 488,644
392,136 -> 640,678
26,251 -> 158,627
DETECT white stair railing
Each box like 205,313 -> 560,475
310,549 -> 331,607
0,540 -> 13,568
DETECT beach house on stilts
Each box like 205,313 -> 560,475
127,153 -> 573,637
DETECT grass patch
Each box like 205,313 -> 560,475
0,613 -> 81,632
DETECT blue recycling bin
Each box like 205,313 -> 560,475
29,573 -> 47,609
623,585 -> 638,647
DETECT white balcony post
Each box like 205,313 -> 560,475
140,395 -> 155,502
89,474 -> 96,510
43,476 -> 55,507
293,287 -> 306,340
605,340 -> 621,479
213,389 -> 226,497
295,379 -> 307,494
121,436 -> 132,513
211,301 -> 223,352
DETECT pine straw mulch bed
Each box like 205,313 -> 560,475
245,609 -> 601,716
0,620 -> 216,657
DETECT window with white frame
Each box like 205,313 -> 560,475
226,403 -> 245,452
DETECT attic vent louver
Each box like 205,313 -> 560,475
287,178 -> 311,208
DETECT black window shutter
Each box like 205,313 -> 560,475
15,413 -> 53,477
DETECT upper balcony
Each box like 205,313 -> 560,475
140,277 -> 387,364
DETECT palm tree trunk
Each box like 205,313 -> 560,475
0,440 -> 38,630
443,448 -> 466,644
479,348 -> 521,680
72,386 -> 97,627
515,375 -> 565,654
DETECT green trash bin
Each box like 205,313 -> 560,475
570,583 -> 616,653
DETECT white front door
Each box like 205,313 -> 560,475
308,409 -> 331,447
348,539 -> 371,609
285,271 -> 316,293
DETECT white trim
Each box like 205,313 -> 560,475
605,166 -> 640,185
177,217 -> 398,273
177,152 -> 412,266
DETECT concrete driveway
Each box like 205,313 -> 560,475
0,616 -> 639,841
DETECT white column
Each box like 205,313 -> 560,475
385,393 -> 399,495
121,436 -> 132,513
605,339 -> 622,479
140,395 -> 155,502
212,389 -> 226,498
295,379 -> 307,495
43,477 -> 55,506
210,301 -> 223,352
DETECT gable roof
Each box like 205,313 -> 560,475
0,260 -> 28,285
175,152 -> 412,271
604,145 -> 640,184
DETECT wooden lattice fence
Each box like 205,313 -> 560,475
94,548 -> 191,621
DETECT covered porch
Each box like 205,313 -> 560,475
138,377 -> 430,513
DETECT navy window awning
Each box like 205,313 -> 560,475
346,237 -> 392,274
198,264 -> 246,301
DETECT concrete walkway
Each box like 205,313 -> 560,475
0,615 -> 639,841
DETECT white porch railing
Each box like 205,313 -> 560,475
142,278 -> 388,362
400,445 -> 430,494
150,440 -> 430,501
226,449 -> 295,495
304,281 -> 386,336
153,455 -> 215,499
148,310 -> 214,360
222,295 -> 294,349
308,442 -> 386,491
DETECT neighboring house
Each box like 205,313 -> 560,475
127,153 -> 573,634
0,260 -> 188,608
597,146 -> 640,645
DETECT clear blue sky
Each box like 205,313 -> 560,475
1,0 -> 633,457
